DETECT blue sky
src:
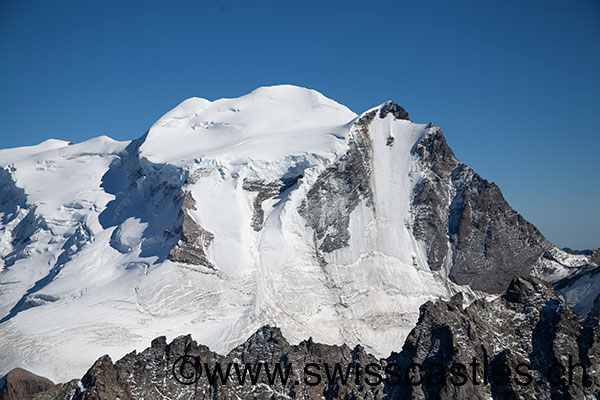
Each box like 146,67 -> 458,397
0,0 -> 598,249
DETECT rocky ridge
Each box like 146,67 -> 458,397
15,276 -> 597,400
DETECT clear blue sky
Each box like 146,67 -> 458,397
0,0 -> 598,250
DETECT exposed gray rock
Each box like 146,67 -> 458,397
35,327 -> 382,399
299,108 -> 572,295
379,101 -> 410,121
411,128 -> 553,293
243,179 -> 282,231
448,165 -> 551,293
386,275 -> 600,399
299,110 -> 375,256
34,276 -> 599,399
168,192 -> 215,269
99,137 -> 218,269
243,175 -> 302,231
411,129 -> 461,272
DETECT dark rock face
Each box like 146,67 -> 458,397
411,129 -> 461,273
379,101 -> 410,121
386,276 -> 600,399
243,179 -> 284,231
33,276 -> 599,399
243,175 -> 302,231
448,166 -> 550,293
299,110 -> 375,256
35,327 -> 382,400
0,368 -> 56,400
168,192 -> 215,268
411,128 -> 552,293
299,106 -> 561,294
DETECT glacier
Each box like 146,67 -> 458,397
0,85 -> 597,382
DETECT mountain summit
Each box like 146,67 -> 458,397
0,85 -> 597,382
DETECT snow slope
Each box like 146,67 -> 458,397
0,85 -> 595,382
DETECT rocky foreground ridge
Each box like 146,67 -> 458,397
2,276 -> 597,400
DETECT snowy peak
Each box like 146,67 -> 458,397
0,86 -> 597,383
140,85 -> 357,165
0,139 -> 72,166
242,84 -> 353,112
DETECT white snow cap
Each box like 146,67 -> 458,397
0,84 -> 472,383
140,84 -> 358,165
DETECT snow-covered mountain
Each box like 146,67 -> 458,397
26,276 -> 600,400
0,85 -> 597,382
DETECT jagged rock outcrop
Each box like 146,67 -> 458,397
243,175 -> 302,231
0,368 -> 57,400
168,192 -> 215,268
379,101 -> 410,120
410,128 -> 461,273
29,276 -> 599,399
34,327 -> 382,400
411,127 -> 553,293
299,101 -> 579,295
386,275 -> 600,399
298,110 -> 375,256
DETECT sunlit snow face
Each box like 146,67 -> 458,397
1,85 -> 593,387
139,85 -> 358,166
